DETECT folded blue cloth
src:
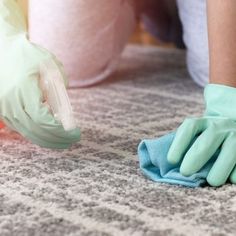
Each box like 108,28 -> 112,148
138,132 -> 217,187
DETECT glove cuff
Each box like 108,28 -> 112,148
204,83 -> 236,119
0,0 -> 27,37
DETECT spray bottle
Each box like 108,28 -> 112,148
39,59 -> 77,131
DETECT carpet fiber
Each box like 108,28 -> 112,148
0,45 -> 236,236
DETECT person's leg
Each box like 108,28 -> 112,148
177,0 -> 209,87
207,0 -> 236,87
29,0 -> 136,88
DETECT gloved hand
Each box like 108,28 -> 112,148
0,0 -> 80,149
167,84 -> 236,187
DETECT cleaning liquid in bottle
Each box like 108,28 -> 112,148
0,122 -> 4,129
39,59 -> 77,131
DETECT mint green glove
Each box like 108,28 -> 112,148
167,84 -> 236,187
0,0 -> 80,149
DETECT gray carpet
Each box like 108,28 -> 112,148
0,45 -> 236,236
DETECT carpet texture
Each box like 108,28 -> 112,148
0,45 -> 236,236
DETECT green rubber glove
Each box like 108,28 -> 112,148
0,0 -> 80,149
167,84 -> 236,187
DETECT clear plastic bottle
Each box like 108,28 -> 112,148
0,60 -> 76,132
39,59 -> 77,131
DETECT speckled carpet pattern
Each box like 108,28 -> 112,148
0,45 -> 236,236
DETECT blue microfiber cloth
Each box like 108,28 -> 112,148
138,132 -> 217,187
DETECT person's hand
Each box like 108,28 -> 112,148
0,0 -> 80,149
167,84 -> 236,187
